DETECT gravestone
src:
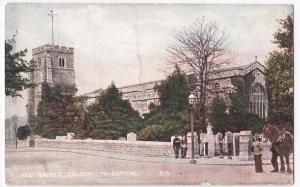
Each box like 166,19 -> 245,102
67,132 -> 75,140
56,136 -> 67,140
202,135 -> 209,156
206,124 -> 215,157
239,130 -> 252,161
199,133 -> 207,156
232,133 -> 240,156
224,131 -> 233,155
207,123 -> 213,135
215,132 -> 223,156
127,132 -> 137,141
187,132 -> 199,158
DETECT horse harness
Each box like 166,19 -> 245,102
275,129 -> 293,143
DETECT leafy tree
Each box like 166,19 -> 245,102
229,74 -> 255,114
16,125 -> 31,140
154,65 -> 190,112
265,15 -> 293,126
85,83 -> 142,139
211,74 -> 264,133
210,97 -> 228,133
138,67 -> 190,141
33,83 -> 86,139
5,41 -> 35,97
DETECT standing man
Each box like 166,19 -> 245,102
270,144 -> 279,172
173,135 -> 181,159
252,135 -> 264,173
180,135 -> 188,158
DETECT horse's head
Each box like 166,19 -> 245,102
263,123 -> 282,142
262,123 -> 272,139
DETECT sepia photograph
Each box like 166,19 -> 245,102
4,1 -> 295,185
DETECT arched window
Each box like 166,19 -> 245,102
58,57 -> 66,68
249,84 -> 267,118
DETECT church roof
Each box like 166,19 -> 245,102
81,61 -> 265,98
119,61 -> 265,91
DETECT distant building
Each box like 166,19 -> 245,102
82,61 -> 268,119
27,44 -> 75,119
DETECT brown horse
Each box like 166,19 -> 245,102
263,123 -> 293,173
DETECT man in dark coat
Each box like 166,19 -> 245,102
173,136 -> 181,159
270,144 -> 279,172
180,135 -> 187,158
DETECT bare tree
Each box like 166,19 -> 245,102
167,17 -> 229,128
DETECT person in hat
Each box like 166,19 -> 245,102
251,135 -> 264,173
173,135 -> 181,159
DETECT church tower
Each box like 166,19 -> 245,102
27,44 -> 75,118
27,10 -> 76,119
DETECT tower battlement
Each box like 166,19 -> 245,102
32,44 -> 74,55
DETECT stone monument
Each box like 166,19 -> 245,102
127,132 -> 137,141
239,130 -> 252,161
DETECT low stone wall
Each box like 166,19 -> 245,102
35,139 -> 173,157
5,140 -> 29,149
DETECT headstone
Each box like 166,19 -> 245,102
224,131 -> 233,155
56,136 -> 67,140
67,132 -> 75,140
215,132 -> 223,156
118,137 -> 126,140
202,135 -> 208,156
207,123 -> 213,135
34,135 -> 41,139
239,130 -> 252,161
206,124 -> 215,157
127,132 -> 137,141
207,134 -> 215,157
187,132 -> 199,158
232,133 -> 240,156
199,133 -> 207,156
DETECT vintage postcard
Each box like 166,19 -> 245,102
4,2 -> 294,185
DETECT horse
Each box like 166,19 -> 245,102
262,123 -> 293,173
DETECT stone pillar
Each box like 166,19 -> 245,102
224,131 -> 233,155
187,132 -> 199,158
215,132 -> 223,156
206,123 -> 215,157
199,133 -> 206,156
239,130 -> 252,161
207,134 -> 215,157
232,133 -> 240,156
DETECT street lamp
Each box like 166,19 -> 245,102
189,93 -> 197,164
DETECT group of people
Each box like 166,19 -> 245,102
173,134 -> 283,173
173,135 -> 187,159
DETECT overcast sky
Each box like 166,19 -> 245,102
5,3 -> 293,118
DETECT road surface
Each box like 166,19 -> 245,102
5,150 -> 293,185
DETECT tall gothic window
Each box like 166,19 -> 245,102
249,83 -> 267,118
59,57 -> 65,68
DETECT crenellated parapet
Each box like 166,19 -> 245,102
32,44 -> 74,55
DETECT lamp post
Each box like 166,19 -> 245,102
189,94 -> 197,164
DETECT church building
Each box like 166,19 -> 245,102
82,60 -> 268,119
